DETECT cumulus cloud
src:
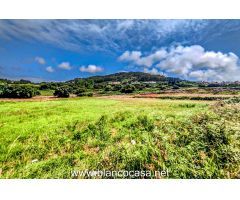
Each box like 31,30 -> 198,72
119,45 -> 240,81
79,65 -> 103,73
58,62 -> 72,70
46,66 -> 54,73
35,56 -> 45,65
119,50 -> 167,67
143,68 -> 161,75
119,51 -> 142,62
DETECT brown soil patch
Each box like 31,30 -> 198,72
135,93 -> 239,98
0,96 -> 58,102
0,94 -> 77,102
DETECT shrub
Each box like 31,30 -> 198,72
76,92 -> 93,97
121,84 -> 135,93
152,96 -> 230,101
159,85 -> 167,90
104,85 -> 113,92
172,85 -> 180,89
54,87 -> 70,98
39,83 -> 49,90
0,85 -> 39,98
75,88 -> 94,97
112,84 -> 122,91
223,97 -> 240,104
74,88 -> 87,95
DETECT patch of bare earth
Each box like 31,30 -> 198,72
0,95 -> 77,102
96,93 -> 239,104
97,94 -> 135,100
134,93 -> 239,98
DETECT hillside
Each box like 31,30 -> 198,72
70,72 -> 182,84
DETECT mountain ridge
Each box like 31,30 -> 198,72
69,72 -> 182,84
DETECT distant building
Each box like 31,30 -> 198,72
131,81 -> 140,85
109,81 -> 121,85
142,81 -> 156,84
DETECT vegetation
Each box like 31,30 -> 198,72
0,72 -> 240,179
136,96 -> 232,101
121,84 -> 136,93
1,72 -> 240,99
0,85 -> 39,98
0,97 -> 239,178
53,87 -> 70,98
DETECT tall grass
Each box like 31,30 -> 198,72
0,98 -> 239,178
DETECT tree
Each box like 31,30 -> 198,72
120,84 -> 135,93
172,85 -> 180,90
159,85 -> 167,90
39,83 -> 49,90
19,79 -> 31,84
54,87 -> 70,98
85,80 -> 94,89
104,85 -> 113,92
0,85 -> 39,98
74,88 -> 87,96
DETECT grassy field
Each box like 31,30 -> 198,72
0,97 -> 239,178
39,89 -> 54,96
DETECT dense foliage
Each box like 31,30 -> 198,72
120,84 -> 136,93
0,85 -> 39,98
53,87 -> 70,98
1,72 -> 240,98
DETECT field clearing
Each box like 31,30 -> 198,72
0,96 -> 239,178
0,97 -> 209,139
136,93 -> 240,98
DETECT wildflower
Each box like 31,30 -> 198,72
131,140 -> 136,145
31,159 -> 38,163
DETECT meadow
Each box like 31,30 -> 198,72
0,96 -> 239,178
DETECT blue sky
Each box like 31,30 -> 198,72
1,19 -> 240,82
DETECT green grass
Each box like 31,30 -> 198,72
0,97 -> 239,178
0,98 -> 208,139
39,89 -> 54,96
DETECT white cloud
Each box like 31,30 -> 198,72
119,50 -> 167,67
35,56 -> 45,65
119,51 -> 142,62
117,20 -> 134,31
46,66 -> 54,73
0,20 -> 209,53
58,62 -> 72,70
119,45 -> 240,81
144,68 -> 160,75
79,65 -> 103,73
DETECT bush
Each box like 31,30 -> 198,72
77,92 -> 93,97
120,84 -> 135,93
104,85 -> 113,92
54,87 -> 70,98
152,96 -> 230,101
74,88 -> 86,94
172,85 -> 180,89
74,88 -> 93,97
0,85 -> 39,98
224,97 -> 240,104
159,85 -> 167,90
